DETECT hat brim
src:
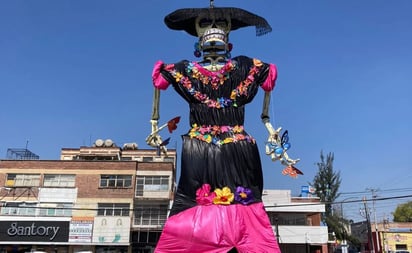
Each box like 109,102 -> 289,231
164,7 -> 272,37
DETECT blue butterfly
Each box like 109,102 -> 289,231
273,130 -> 291,155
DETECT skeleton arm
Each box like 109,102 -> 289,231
145,87 -> 168,156
261,91 -> 299,166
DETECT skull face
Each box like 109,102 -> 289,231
195,14 -> 231,52
195,14 -> 231,37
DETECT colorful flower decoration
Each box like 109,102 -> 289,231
196,185 -> 255,206
167,59 -> 263,108
196,184 -> 217,205
189,124 -> 255,145
189,61 -> 235,90
213,187 -> 234,205
234,186 -> 254,205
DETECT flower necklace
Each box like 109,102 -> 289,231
188,61 -> 235,90
169,59 -> 263,108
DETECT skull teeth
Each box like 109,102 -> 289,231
201,28 -> 227,46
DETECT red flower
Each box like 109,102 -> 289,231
196,184 -> 216,205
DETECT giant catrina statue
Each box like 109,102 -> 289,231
146,1 -> 301,252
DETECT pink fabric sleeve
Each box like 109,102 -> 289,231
152,60 -> 170,90
260,63 -> 277,92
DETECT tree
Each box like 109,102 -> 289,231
311,151 -> 341,217
393,201 -> 412,222
310,151 -> 346,240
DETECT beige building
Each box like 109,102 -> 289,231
263,190 -> 329,253
0,141 -> 176,253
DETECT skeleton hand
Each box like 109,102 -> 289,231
145,120 -> 164,148
263,119 -> 300,166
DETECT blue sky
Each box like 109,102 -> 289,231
1,0 -> 411,222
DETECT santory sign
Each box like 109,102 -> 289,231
0,221 -> 69,242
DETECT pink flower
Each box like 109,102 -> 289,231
196,184 -> 216,205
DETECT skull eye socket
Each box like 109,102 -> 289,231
199,18 -> 213,28
215,19 -> 228,28
199,18 -> 229,28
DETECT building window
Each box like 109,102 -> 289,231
133,231 -> 162,244
43,174 -> 75,187
134,204 -> 168,226
38,203 -> 73,217
97,203 -> 130,216
6,174 -> 40,187
136,176 -> 169,197
99,175 -> 132,188
268,213 -> 307,226
0,202 -> 37,216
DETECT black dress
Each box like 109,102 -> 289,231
152,55 -> 280,253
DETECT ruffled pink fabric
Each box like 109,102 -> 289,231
261,63 -> 277,92
152,60 -> 170,90
155,203 -> 280,253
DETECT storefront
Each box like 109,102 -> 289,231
0,217 -> 131,253
0,219 -> 70,253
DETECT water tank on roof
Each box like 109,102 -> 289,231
95,139 -> 104,147
104,139 -> 114,147
123,142 -> 138,150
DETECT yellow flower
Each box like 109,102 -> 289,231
230,90 -> 237,100
204,135 -> 212,143
253,58 -> 263,67
223,137 -> 233,144
233,125 -> 243,133
174,72 -> 183,82
213,187 -> 234,205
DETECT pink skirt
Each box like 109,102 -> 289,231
155,202 -> 281,253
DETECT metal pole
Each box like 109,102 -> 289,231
372,191 -> 380,253
275,216 -> 280,244
367,188 -> 380,253
363,197 -> 375,253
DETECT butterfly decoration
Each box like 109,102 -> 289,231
146,116 -> 181,156
274,130 -> 291,155
167,117 -> 181,133
266,130 -> 291,157
265,128 -> 302,178
157,137 -> 171,156
282,165 -> 304,178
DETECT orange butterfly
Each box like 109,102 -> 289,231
282,165 -> 304,178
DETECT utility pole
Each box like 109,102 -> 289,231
367,188 -> 380,253
363,196 -> 375,253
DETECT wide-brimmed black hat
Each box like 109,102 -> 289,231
164,7 -> 272,37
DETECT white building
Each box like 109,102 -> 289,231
263,189 -> 329,253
